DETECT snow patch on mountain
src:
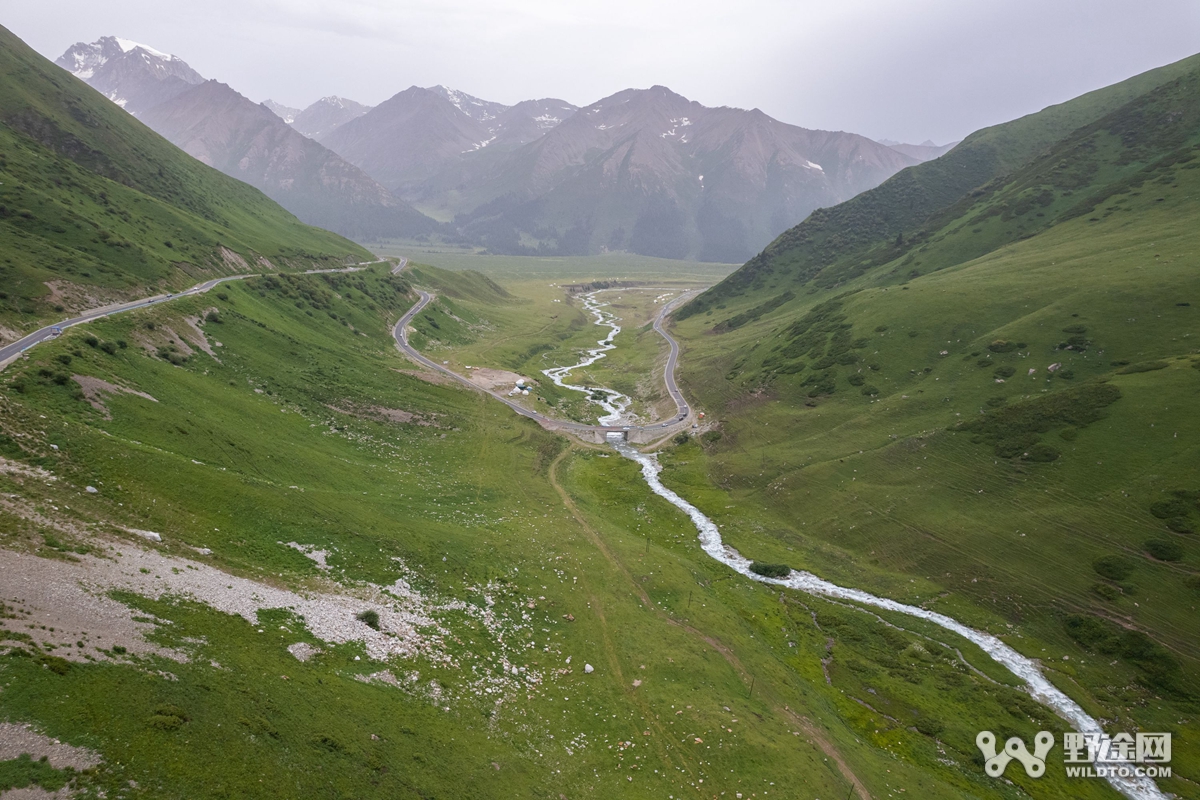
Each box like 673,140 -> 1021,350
114,37 -> 170,58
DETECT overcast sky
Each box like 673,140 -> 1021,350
7,0 -> 1200,143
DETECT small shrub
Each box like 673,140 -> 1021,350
117,340 -> 127,349
1167,517 -> 1194,534
994,433 -> 1038,459
356,609 -> 380,630
985,396 -> 1008,408
111,644 -> 127,654
993,366 -> 1015,378
147,714 -> 184,731
1057,369 -> 1075,379
988,340 -> 1017,353
84,335 -> 98,348
860,385 -> 880,396
1024,443 -> 1060,462
216,291 -> 229,301
99,340 -> 118,355
700,431 -> 723,445
672,432 -> 690,446
1118,361 -> 1168,374
750,562 -> 790,579
144,321 -> 156,330
1059,427 -> 1078,441
1144,538 -> 1183,561
847,374 -> 865,386
311,734 -> 345,753
205,310 -> 222,324
1093,555 -> 1134,581
914,716 -> 945,737
54,354 -> 71,366
976,359 -> 992,368
1149,498 -> 1191,519
1091,582 -> 1120,601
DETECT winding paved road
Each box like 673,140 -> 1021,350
393,288 -> 698,438
0,258 -> 393,370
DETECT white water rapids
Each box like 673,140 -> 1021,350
611,442 -> 1166,800
542,291 -> 631,426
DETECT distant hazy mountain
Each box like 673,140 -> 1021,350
292,96 -> 372,139
55,35 -> 203,115
320,86 -> 578,196
264,99 -> 300,123
55,37 -> 436,240
885,140 -> 959,162
447,86 -> 917,261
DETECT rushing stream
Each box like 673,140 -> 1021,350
542,291 -> 632,425
611,442 -> 1166,800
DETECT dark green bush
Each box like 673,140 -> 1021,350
988,340 -> 1017,353
672,432 -> 690,446
1150,498 -> 1191,519
985,396 -> 1008,407
860,385 -> 880,396
99,340 -> 118,355
700,431 -> 723,444
1093,555 -> 1134,581
1167,517 -> 1194,534
1091,582 -> 1120,601
356,609 -> 380,630
1024,443 -> 1060,462
750,562 -> 790,579
54,354 -> 71,365
1144,538 -> 1183,561
84,335 -> 98,348
847,374 -> 865,386
993,366 -> 1015,378
914,716 -> 945,737
1118,361 -> 1168,374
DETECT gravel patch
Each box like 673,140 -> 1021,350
0,722 -> 101,769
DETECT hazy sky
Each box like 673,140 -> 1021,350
6,0 -> 1200,143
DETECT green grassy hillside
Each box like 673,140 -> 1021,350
0,265 -> 1099,799
681,50 -> 1200,318
654,54 -> 1200,796
0,24 -> 371,340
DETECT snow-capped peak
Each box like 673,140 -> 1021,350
114,37 -> 171,59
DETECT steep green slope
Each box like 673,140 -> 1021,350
0,24 -> 371,339
657,57 -> 1200,796
681,50 -> 1200,318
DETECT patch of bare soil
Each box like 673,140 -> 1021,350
0,548 -> 186,663
0,324 -> 26,347
0,723 -> 102,771
325,402 -> 440,427
0,540 -> 440,663
394,368 -> 457,387
466,368 -> 529,391
40,281 -> 126,317
217,247 -> 249,271
183,314 -> 220,361
71,377 -> 157,420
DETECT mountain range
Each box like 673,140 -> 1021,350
54,37 -> 436,241
54,36 -> 950,262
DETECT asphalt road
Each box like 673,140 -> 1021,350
393,288 -> 698,436
0,258 -> 393,371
